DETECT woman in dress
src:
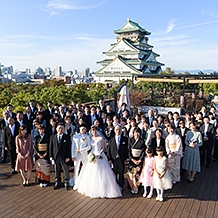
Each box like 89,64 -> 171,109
15,124 -> 33,186
165,124 -> 183,184
64,115 -> 75,141
182,122 -> 203,182
73,126 -> 122,198
34,124 -> 50,187
126,127 -> 145,194
103,116 -> 115,141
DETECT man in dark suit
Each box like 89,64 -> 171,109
49,122 -> 71,190
175,119 -> 189,176
106,104 -> 115,119
175,119 -> 189,152
107,124 -> 128,189
28,99 -> 37,119
2,117 -> 19,174
171,112 -> 180,129
44,101 -> 55,126
98,99 -> 106,113
23,106 -> 34,133
6,104 -> 17,120
199,116 -> 215,168
0,110 -> 10,163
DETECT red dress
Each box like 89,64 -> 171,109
15,134 -> 33,171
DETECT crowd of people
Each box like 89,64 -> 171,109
1,99 -> 218,201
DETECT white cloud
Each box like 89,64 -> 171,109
44,0 -> 107,17
201,10 -> 218,19
153,19 -> 176,35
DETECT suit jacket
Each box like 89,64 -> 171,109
0,119 -> 7,131
151,137 -> 166,156
23,113 -> 35,131
171,120 -> 180,129
199,123 -> 215,144
9,112 -> 17,120
175,127 -> 189,151
49,133 -> 71,160
44,108 -> 54,118
107,135 -> 128,163
84,113 -> 100,129
2,123 -> 19,150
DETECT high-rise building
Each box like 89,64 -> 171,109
45,67 -> 51,76
35,67 -> 44,75
54,66 -> 62,76
72,69 -> 77,76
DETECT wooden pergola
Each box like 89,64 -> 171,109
133,74 -> 218,113
134,74 -> 218,95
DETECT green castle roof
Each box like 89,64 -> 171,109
114,18 -> 151,35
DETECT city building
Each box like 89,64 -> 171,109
54,66 -> 62,76
45,67 -> 51,76
93,18 -> 164,83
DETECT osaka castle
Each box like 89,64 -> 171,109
93,18 -> 164,83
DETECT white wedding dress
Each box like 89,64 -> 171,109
73,137 -> 122,198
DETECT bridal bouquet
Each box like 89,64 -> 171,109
87,152 -> 103,163
88,152 -> 95,163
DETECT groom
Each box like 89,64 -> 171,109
71,123 -> 91,183
107,124 -> 128,189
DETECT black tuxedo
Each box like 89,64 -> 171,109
150,137 -> 166,156
107,135 -> 128,187
147,116 -> 154,127
23,113 -> 34,131
199,123 -> 215,166
171,120 -> 180,129
44,108 -> 55,126
30,106 -> 38,119
49,133 -> 71,160
58,112 -> 66,122
106,110 -> 115,119
8,112 -> 17,121
175,127 -> 189,151
0,119 -> 8,161
2,123 -> 19,169
46,126 -> 57,138
49,133 -> 71,185
84,113 -> 100,129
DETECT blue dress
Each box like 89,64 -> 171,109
182,131 -> 202,172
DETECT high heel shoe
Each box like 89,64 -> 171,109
26,180 -> 30,186
189,175 -> 195,183
22,181 -> 26,187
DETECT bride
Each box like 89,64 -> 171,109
73,125 -> 122,198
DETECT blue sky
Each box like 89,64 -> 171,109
1,0 -> 218,72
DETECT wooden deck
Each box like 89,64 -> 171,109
0,160 -> 218,218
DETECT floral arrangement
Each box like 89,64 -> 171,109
88,152 -> 95,163
87,152 -> 103,163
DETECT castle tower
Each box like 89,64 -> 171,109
93,18 -> 164,83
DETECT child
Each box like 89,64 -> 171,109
140,147 -> 154,198
152,146 -> 172,202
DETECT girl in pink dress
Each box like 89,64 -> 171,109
140,147 -> 154,198
15,125 -> 33,186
